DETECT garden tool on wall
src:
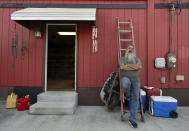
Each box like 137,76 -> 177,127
15,33 -> 18,59
11,36 -> 15,69
21,37 -> 27,59
92,26 -> 98,53
11,23 -> 18,68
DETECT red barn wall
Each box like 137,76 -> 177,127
0,8 -> 44,87
149,8 -> 189,89
0,0 -> 188,102
78,9 -> 147,88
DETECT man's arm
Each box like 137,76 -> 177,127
127,64 -> 142,70
120,64 -> 142,71
119,57 -> 143,71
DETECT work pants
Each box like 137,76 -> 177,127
121,77 -> 140,122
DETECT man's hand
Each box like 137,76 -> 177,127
120,64 -> 125,70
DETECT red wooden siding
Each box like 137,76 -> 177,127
0,0 -> 189,89
0,8 -> 9,85
0,8 -> 44,87
78,8 -> 147,88
148,8 -> 189,89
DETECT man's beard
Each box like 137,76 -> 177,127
125,51 -> 136,64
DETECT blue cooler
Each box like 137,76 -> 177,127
128,89 -> 146,110
149,96 -> 177,117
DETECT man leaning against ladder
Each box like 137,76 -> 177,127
119,44 -> 143,128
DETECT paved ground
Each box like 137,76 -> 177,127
0,102 -> 189,131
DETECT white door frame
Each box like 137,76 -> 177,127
44,23 -> 78,92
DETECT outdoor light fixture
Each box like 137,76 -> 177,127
34,28 -> 42,38
57,32 -> 76,36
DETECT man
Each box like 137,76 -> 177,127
119,44 -> 142,128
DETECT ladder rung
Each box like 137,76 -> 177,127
120,39 -> 133,42
119,22 -> 131,25
120,49 -> 127,51
120,30 -> 132,33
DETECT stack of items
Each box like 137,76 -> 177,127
6,93 -> 31,111
143,86 -> 178,118
143,86 -> 162,108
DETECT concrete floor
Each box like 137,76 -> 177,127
0,103 -> 189,131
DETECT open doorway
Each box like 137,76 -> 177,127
46,24 -> 77,91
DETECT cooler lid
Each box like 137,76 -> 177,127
151,96 -> 177,102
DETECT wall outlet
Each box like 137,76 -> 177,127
161,77 -> 166,83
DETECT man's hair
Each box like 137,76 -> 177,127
127,44 -> 134,48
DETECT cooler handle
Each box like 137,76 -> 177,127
149,99 -> 154,115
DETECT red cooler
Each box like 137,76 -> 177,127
17,95 -> 30,111
143,86 -> 162,107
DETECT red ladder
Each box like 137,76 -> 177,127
117,17 -> 145,122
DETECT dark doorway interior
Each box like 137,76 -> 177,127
47,25 -> 76,91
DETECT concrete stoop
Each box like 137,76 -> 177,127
29,91 -> 78,115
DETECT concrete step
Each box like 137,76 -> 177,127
37,91 -> 78,103
29,91 -> 78,115
29,101 -> 77,115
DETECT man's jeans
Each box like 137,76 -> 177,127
121,77 -> 140,122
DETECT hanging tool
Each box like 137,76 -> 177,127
11,37 -> 15,57
15,32 -> 18,59
11,37 -> 15,68
117,17 -> 145,122
11,23 -> 17,68
21,37 -> 27,58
